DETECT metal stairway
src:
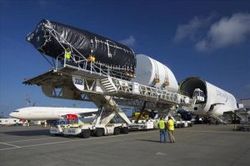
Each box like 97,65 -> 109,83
100,77 -> 118,93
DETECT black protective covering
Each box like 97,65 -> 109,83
27,19 -> 136,70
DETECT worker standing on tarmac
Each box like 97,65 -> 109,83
158,117 -> 167,143
167,116 -> 175,143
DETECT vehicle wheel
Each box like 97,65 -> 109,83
114,127 -> 121,135
95,128 -> 104,137
121,127 -> 129,134
80,129 -> 91,138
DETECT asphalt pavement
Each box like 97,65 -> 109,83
0,125 -> 249,166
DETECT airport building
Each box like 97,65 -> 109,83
240,98 -> 250,110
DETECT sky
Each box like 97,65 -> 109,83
0,0 -> 250,116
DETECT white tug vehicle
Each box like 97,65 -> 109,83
50,110 -> 129,138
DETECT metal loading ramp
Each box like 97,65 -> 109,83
24,63 -> 193,129
23,65 -> 192,109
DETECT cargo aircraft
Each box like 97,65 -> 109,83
179,77 -> 241,122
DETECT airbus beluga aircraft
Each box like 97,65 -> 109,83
9,106 -> 98,120
179,77 -> 240,122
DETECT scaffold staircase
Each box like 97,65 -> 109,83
100,77 -> 118,93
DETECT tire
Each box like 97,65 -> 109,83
114,127 -> 121,135
80,129 -> 91,138
95,128 -> 104,137
121,127 -> 129,134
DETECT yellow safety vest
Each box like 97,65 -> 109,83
158,120 -> 166,130
65,51 -> 71,60
167,119 -> 175,131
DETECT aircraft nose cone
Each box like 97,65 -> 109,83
9,112 -> 15,118
10,108 -> 22,118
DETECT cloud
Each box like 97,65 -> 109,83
196,13 -> 250,51
175,13 -> 250,51
119,35 -> 136,47
174,15 -> 215,42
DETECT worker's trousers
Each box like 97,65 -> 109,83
168,130 -> 175,143
159,129 -> 167,143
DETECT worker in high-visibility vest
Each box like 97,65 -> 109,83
158,117 -> 167,143
64,48 -> 71,60
167,116 -> 176,143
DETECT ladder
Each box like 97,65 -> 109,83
100,77 -> 118,93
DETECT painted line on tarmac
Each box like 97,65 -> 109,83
0,130 -> 157,151
0,147 -> 21,151
7,137 -> 60,143
0,142 -> 21,149
179,129 -> 249,134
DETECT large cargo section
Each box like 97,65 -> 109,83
27,19 -> 136,73
133,54 -> 179,92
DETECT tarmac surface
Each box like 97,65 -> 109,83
0,125 -> 249,166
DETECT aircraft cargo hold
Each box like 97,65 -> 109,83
179,77 -> 238,119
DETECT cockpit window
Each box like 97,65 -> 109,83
193,90 -> 205,98
12,111 -> 19,113
193,88 -> 206,104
